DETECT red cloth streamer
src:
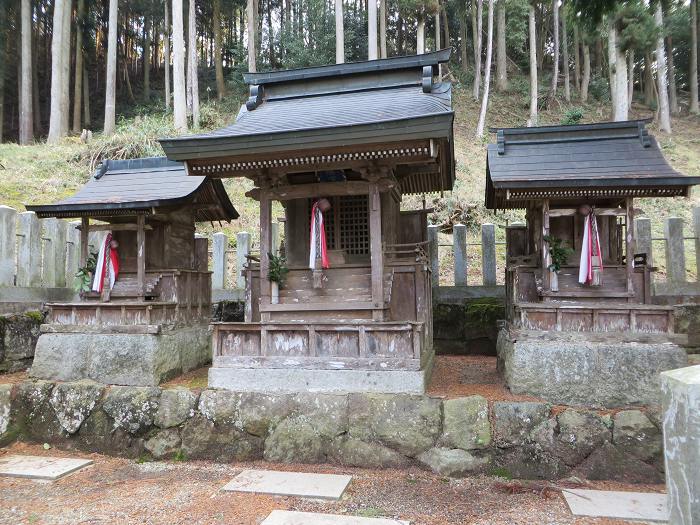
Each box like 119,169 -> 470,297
309,201 -> 329,269
92,233 -> 120,293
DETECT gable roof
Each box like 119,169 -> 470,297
485,120 -> 700,209
159,50 -> 455,194
26,157 -> 239,221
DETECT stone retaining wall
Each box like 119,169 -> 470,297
0,379 -> 664,482
0,312 -> 44,373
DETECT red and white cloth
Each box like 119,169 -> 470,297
92,233 -> 120,293
309,201 -> 329,270
578,213 -> 603,285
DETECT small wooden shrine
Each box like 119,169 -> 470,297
161,50 -> 455,393
26,157 -> 238,386
486,120 -> 700,334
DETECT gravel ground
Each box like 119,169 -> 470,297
0,443 -> 664,525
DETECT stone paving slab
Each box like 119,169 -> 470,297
261,510 -> 410,525
563,489 -> 668,522
0,455 -> 93,481
222,469 -> 352,500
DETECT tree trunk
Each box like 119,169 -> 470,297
335,0 -> 344,63
667,37 -> 678,115
435,7 -> 441,77
368,0 -> 377,59
47,0 -> 67,143
397,13 -> 404,54
247,0 -> 256,71
83,64 -> 91,127
164,0 -> 171,109
561,4 -> 570,102
417,14 -> 425,54
60,0 -> 71,135
581,43 -> 590,102
172,0 -> 187,131
627,49 -> 634,109
103,0 -> 118,135
644,52 -> 654,107
19,0 -> 33,144
611,26 -> 628,121
595,37 -> 603,77
691,0 -> 699,113
379,0 -> 387,58
476,0 -> 494,137
441,5 -> 450,53
654,3 -> 671,133
187,0 -> 199,127
0,1 -> 5,142
460,15 -> 468,72
495,0 -> 507,92
608,22 -> 617,107
213,0 -> 225,100
549,0 -> 559,100
72,0 -> 85,133
573,24 -> 581,91
144,16 -> 151,101
32,25 -> 42,134
123,61 -> 136,103
472,0 -> 483,100
528,3 -> 537,126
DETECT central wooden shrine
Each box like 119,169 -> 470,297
161,50 -> 455,393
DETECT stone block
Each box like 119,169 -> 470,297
441,396 -> 491,450
492,401 -> 550,447
49,381 -> 104,434
0,455 -> 93,481
573,442 -> 663,484
348,394 -> 441,457
330,437 -> 408,468
102,386 -> 161,434
180,415 -> 262,462
612,410 -> 662,462
661,365 -> 700,525
145,428 -> 182,459
417,447 -> 489,477
0,384 -> 11,436
261,511 -> 408,525
264,416 -> 326,463
222,469 -> 352,501
497,329 -> 688,407
564,489 -> 667,522
30,325 -> 210,386
155,388 -> 198,428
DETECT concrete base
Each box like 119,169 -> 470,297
209,355 -> 433,394
497,328 -> 688,408
30,325 -> 211,386
661,365 -> 700,525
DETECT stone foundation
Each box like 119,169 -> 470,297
0,311 -> 44,373
30,325 -> 211,386
0,378 -> 665,482
661,365 -> 700,525
497,328 -> 688,408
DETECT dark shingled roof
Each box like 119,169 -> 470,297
26,157 -> 239,221
485,120 -> 700,209
159,51 -> 455,195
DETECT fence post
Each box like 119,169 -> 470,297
427,224 -> 439,288
236,231 -> 251,290
693,207 -> 700,282
635,217 -> 652,268
65,221 -> 81,288
481,223 -> 497,286
0,206 -> 17,286
665,217 -> 686,287
453,223 -> 467,286
42,218 -> 68,287
16,211 -> 41,287
212,232 -> 228,290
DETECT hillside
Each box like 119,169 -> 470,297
1,78 -> 699,281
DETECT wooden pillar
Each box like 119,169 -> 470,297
80,217 -> 89,267
369,183 -> 384,321
541,200 -> 550,291
625,197 -> 635,300
137,214 -> 146,300
259,189 -> 272,322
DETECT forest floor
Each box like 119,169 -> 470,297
0,442 -> 664,525
1,76 -> 699,283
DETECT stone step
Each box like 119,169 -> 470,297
0,455 -> 93,481
221,469 -> 352,500
262,511 -> 409,525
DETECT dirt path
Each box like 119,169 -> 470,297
0,443 -> 664,525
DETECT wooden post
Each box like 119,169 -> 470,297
369,183 -> 384,321
259,190 -> 272,321
212,232 -> 227,289
481,223 -> 497,286
137,214 -> 146,300
80,217 -> 89,268
427,224 -> 439,288
541,200 -> 550,291
453,223 -> 467,286
625,197 -> 635,298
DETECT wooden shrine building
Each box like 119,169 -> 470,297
160,50 -> 455,393
26,157 -> 238,386
487,120 -> 700,334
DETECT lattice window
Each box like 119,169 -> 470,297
339,195 -> 369,255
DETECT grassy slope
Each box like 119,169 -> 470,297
1,78 -> 699,272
